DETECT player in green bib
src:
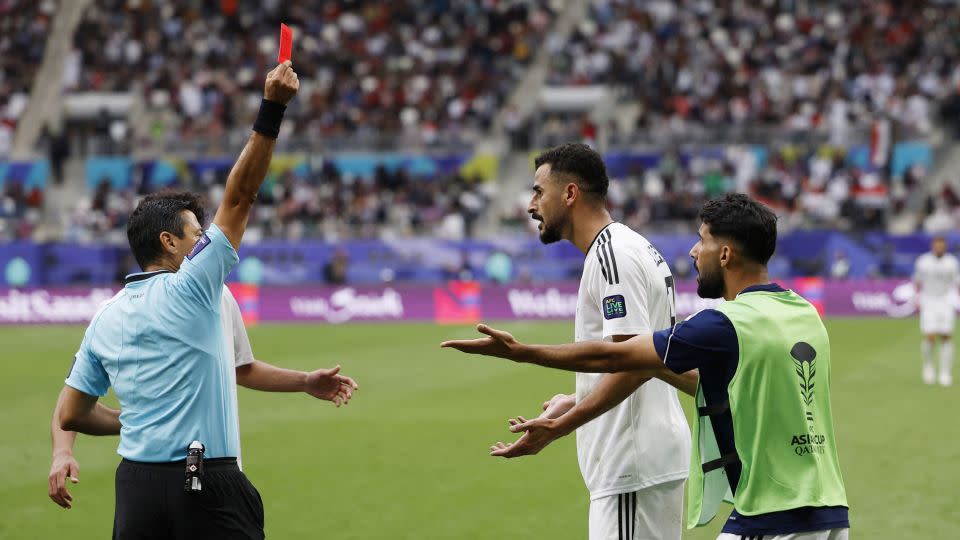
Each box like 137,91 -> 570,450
442,194 -> 850,539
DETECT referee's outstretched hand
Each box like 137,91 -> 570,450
440,324 -> 521,360
303,365 -> 358,407
264,60 -> 299,105
48,452 -> 80,509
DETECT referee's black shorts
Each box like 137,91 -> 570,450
113,458 -> 264,540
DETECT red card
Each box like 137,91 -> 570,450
278,23 -> 292,63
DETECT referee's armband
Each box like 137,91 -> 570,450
252,99 -> 286,139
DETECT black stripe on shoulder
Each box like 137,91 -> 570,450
596,250 -> 610,284
605,241 -> 620,284
598,244 -> 614,285
588,223 -> 615,253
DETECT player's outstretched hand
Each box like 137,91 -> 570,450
304,365 -> 359,407
48,452 -> 79,509
264,60 -> 299,105
440,324 -> 522,360
490,415 -> 567,458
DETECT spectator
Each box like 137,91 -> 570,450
323,249 -> 349,285
829,251 -> 851,280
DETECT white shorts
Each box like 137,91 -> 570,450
718,528 -> 848,540
920,302 -> 956,335
588,480 -> 683,540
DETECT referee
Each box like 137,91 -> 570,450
57,61 -> 299,539
443,194 -> 851,540
48,278 -> 357,509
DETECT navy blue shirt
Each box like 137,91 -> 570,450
652,284 -> 849,536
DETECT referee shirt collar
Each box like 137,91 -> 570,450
124,270 -> 172,285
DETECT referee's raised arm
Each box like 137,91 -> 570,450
214,60 -> 300,251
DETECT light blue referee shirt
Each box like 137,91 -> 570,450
65,224 -> 240,462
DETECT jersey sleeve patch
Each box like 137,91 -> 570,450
186,233 -> 211,260
603,294 -> 627,320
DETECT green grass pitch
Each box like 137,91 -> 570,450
1,318 -> 957,539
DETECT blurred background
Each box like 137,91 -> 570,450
1,0 -> 959,296
1,1 -> 958,539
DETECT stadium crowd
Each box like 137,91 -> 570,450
497,143 -> 956,237
0,0 -> 57,158
61,163 -> 491,245
544,0 -> 959,143
68,0 -> 555,149
4,1 -> 960,244
608,147 -> 960,236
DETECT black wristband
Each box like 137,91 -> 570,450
252,99 -> 286,139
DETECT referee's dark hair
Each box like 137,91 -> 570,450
534,143 -> 608,202
699,193 -> 778,265
127,190 -> 207,269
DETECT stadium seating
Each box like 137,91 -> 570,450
0,160 -> 48,241
2,1 -> 959,283
545,0 -> 955,141
69,0 -> 555,148
0,1 -> 55,124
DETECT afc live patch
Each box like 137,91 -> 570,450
603,295 -> 627,320
187,233 -> 211,260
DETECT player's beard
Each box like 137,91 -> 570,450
696,260 -> 725,299
533,214 -> 565,245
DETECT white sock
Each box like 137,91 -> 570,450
940,341 -> 954,378
922,341 -> 934,371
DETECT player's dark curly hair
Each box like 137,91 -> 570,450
534,143 -> 608,201
127,190 -> 207,269
699,193 -> 778,265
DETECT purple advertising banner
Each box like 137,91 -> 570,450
0,279 -> 948,325
0,287 -> 119,324
480,282 -> 724,320
256,285 -> 434,324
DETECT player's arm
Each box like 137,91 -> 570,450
49,387 -> 119,508
490,336 -> 647,458
543,335 -> 650,430
655,369 -> 699,397
213,62 -> 299,251
912,260 -> 924,307
441,324 -> 664,374
236,361 -> 358,407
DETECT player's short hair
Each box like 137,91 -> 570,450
127,190 -> 207,269
699,193 -> 778,265
534,143 -> 608,201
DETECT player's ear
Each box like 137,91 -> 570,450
719,244 -> 731,268
564,182 -> 578,207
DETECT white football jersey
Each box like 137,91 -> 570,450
574,223 -> 691,500
220,286 -> 256,469
914,252 -> 960,302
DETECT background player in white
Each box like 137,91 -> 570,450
913,235 -> 960,386
488,143 -> 693,540
47,192 -> 358,510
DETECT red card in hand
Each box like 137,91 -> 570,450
278,23 -> 292,63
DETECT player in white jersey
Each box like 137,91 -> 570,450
913,235 -> 960,386
49,281 -> 357,508
486,143 -> 694,539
